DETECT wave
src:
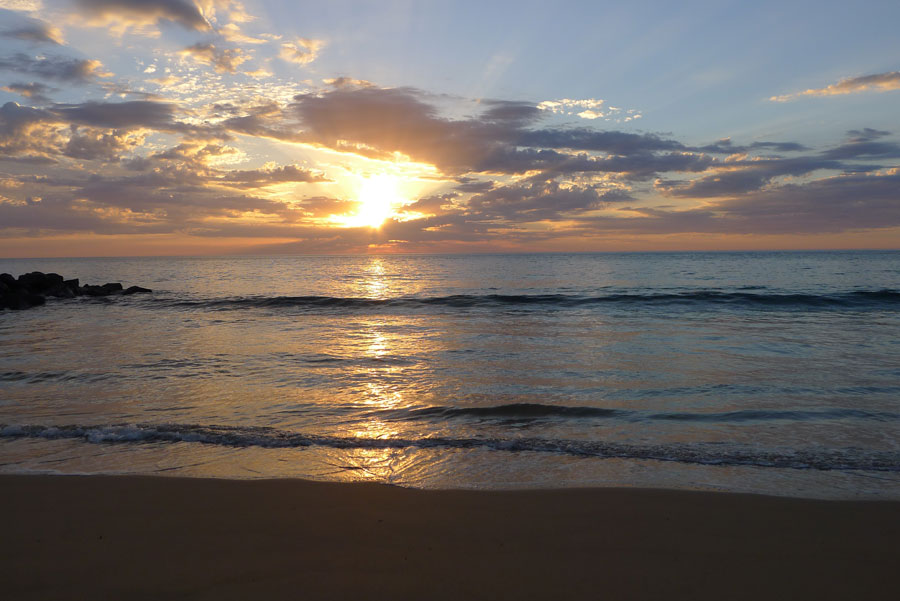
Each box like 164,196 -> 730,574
395,402 -> 900,423
151,290 -> 900,312
2,423 -> 898,472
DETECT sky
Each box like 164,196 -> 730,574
0,0 -> 898,257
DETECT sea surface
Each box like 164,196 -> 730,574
1,251 -> 899,498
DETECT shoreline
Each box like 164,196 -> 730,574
3,474 -> 898,600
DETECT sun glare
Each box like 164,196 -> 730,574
347,174 -> 404,228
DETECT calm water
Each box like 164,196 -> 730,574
1,252 -> 899,498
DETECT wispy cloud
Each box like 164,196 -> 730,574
279,38 -> 324,65
771,71 -> 900,102
179,42 -> 249,73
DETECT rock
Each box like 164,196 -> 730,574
122,286 -> 152,295
17,272 -> 64,294
78,282 -> 126,296
79,285 -> 111,297
1,290 -> 46,310
46,283 -> 75,298
0,273 -> 150,310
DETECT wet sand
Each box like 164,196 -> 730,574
2,474 -> 898,600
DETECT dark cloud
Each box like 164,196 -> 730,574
0,54 -> 108,83
516,128 -> 685,154
50,100 -> 179,129
218,165 -> 330,188
696,138 -> 809,154
847,128 -> 891,142
1,82 -> 56,104
478,100 -> 543,124
62,128 -> 143,161
821,129 -> 900,160
290,86 -> 693,177
73,0 -> 210,32
658,152 -> 871,198
467,179 -> 630,221
222,103 -> 302,142
292,86 -> 488,170
0,101 -> 61,158
149,142 -> 237,166
4,79 -> 897,246
0,100 -> 226,163
2,21 -> 63,45
454,179 -> 495,193
405,192 -> 460,215
623,171 -> 900,235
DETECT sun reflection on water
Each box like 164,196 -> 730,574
327,256 -> 416,481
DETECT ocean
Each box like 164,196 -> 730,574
1,251 -> 898,498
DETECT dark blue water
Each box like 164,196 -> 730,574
1,252 -> 898,498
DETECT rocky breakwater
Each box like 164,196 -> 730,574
0,272 -> 152,310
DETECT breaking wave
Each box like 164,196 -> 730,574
150,290 -> 900,312
2,423 -> 898,472
393,402 -> 900,423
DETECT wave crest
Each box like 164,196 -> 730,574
2,423 -> 897,472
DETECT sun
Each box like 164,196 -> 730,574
347,174 -> 404,228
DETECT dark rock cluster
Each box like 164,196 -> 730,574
0,272 -> 152,310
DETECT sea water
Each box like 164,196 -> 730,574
1,251 -> 898,498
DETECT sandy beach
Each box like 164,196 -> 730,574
2,475 -> 898,600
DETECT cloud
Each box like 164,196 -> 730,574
657,155 -> 850,198
179,43 -> 249,73
0,53 -> 110,83
289,86 -> 691,176
244,67 -> 272,79
696,138 -> 809,154
322,77 -> 373,89
771,71 -> 900,101
1,81 -> 56,103
538,98 -> 603,115
820,128 -> 900,160
72,0 -> 211,35
0,100 -> 152,161
194,0 -> 254,25
0,1 -> 44,10
611,171 -> 900,236
479,100 -> 542,124
279,38 -> 324,65
62,128 -> 145,161
217,164 -> 330,188
0,98 -> 228,163
2,20 -> 64,44
50,100 -> 180,129
467,179 -> 630,221
537,98 -> 642,122
0,101 -> 61,158
518,128 -> 685,154
3,68 -> 897,248
219,22 -> 267,45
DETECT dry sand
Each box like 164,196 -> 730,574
2,474 -> 898,600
